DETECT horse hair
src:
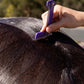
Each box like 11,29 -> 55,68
0,17 -> 84,84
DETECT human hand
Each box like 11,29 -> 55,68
41,5 -> 84,33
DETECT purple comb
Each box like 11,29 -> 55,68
35,0 -> 55,39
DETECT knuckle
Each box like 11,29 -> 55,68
54,5 -> 62,10
55,5 -> 61,8
41,11 -> 48,18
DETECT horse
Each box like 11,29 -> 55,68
0,17 -> 84,84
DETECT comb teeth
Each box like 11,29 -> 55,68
35,31 -> 49,39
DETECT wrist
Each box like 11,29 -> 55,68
77,11 -> 84,27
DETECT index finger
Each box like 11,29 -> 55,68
41,11 -> 48,31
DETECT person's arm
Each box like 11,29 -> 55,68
78,11 -> 84,27
41,5 -> 84,33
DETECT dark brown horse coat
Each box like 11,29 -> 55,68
0,17 -> 84,84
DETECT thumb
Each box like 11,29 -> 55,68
46,20 -> 63,33
40,24 -> 47,32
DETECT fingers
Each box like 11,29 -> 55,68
40,25 -> 46,31
41,11 -> 48,25
54,5 -> 62,19
41,11 -> 48,31
41,5 -> 63,32
46,20 -> 63,33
